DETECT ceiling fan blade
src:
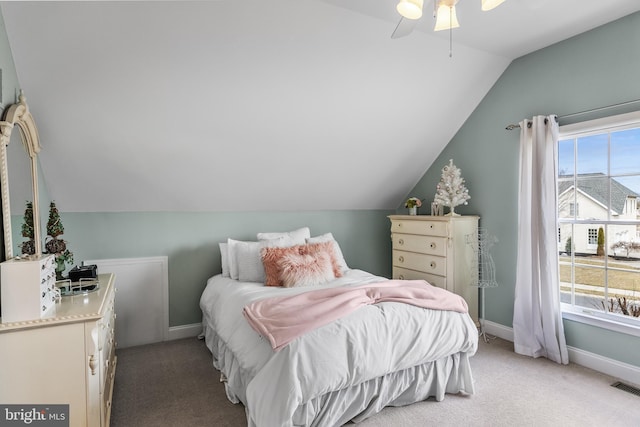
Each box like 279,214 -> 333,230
391,17 -> 418,39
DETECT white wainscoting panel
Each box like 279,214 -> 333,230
85,256 -> 168,348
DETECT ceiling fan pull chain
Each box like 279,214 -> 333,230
449,7 -> 453,57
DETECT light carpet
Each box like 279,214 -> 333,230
111,336 -> 640,426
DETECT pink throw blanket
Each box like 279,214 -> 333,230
243,279 -> 468,351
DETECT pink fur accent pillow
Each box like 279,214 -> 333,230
261,241 -> 342,287
277,250 -> 335,288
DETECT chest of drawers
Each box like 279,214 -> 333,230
389,215 -> 479,324
0,273 -> 116,427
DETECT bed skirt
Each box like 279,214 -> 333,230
202,315 -> 475,427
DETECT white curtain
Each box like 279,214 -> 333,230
513,115 -> 568,365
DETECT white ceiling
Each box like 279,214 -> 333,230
2,0 -> 639,213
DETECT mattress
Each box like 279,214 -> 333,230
200,269 -> 478,426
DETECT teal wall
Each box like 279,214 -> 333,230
57,210 -> 393,326
407,12 -> 640,367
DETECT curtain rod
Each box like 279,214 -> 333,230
504,98 -> 640,130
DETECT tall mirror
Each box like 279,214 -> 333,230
0,93 -> 42,260
7,128 -> 33,254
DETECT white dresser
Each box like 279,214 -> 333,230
389,215 -> 479,324
0,273 -> 116,427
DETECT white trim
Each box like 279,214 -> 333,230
560,110 -> 640,137
168,323 -> 202,340
482,319 -> 514,341
482,320 -> 640,386
568,345 -> 640,387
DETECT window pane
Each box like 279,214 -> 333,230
604,265 -> 640,318
558,180 -> 576,219
559,223 -> 573,255
613,175 -> 640,220
558,138 -> 574,176
569,176 -> 609,221
572,263 -> 605,312
565,222 -> 605,256
577,134 -> 608,175
609,223 -> 640,258
611,127 -> 640,175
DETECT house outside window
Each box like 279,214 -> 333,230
558,111 -> 640,328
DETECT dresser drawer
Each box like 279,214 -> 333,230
392,250 -> 446,277
390,219 -> 448,237
102,352 -> 117,427
392,267 -> 446,288
392,234 -> 447,256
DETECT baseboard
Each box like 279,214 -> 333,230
482,320 -> 514,341
567,345 -> 640,386
482,320 -> 640,386
167,323 -> 202,340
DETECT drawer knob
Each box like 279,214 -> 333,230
398,238 -> 404,245
398,256 -> 405,263
429,224 -> 434,229
430,261 -> 436,269
398,275 -> 405,280
89,355 -> 97,375
430,242 -> 436,249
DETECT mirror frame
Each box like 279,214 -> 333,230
0,92 -> 42,259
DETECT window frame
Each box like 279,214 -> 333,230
558,110 -> 640,337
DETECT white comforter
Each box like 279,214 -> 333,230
200,269 -> 478,427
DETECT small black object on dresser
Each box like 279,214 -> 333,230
68,264 -> 98,282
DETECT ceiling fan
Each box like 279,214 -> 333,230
391,0 -> 507,39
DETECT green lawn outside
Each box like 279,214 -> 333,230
559,255 -> 640,297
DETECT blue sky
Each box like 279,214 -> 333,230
559,127 -> 640,193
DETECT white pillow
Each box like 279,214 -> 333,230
306,233 -> 349,274
257,227 -> 310,244
227,239 -> 264,282
227,237 -> 298,282
219,242 -> 230,277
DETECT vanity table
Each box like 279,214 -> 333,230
0,273 -> 117,427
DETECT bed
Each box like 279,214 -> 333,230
200,228 -> 478,427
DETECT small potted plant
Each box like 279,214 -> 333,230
20,201 -> 36,255
44,201 -> 74,280
405,197 -> 422,215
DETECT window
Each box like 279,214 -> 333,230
558,111 -> 640,329
569,203 -> 579,217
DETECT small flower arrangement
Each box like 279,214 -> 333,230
404,197 -> 422,208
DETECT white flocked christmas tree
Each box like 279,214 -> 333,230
434,159 -> 470,216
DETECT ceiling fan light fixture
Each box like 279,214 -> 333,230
434,4 -> 460,31
481,0 -> 506,11
396,0 -> 424,20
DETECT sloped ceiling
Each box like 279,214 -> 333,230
2,1 -> 639,212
